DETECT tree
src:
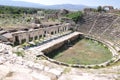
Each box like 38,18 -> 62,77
97,6 -> 103,12
66,11 -> 83,23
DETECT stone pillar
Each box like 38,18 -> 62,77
33,36 -> 35,41
54,31 -> 55,35
64,26 -> 66,31
42,34 -> 44,38
19,36 -> 22,44
63,27 -> 64,32
26,34 -> 29,43
66,26 -> 68,31
58,28 -> 59,33
37,35 -> 39,40
13,37 -> 16,45
56,28 -> 58,34
26,38 -> 29,43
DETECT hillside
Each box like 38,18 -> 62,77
0,0 -> 89,10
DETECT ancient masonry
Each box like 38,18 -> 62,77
0,23 -> 73,46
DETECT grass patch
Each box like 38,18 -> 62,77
63,67 -> 71,74
47,38 -> 112,65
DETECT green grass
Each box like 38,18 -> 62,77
49,38 -> 112,65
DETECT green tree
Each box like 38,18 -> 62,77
97,6 -> 103,12
66,11 -> 83,23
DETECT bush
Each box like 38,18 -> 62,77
21,42 -> 29,47
26,18 -> 31,22
93,65 -> 100,69
97,6 -> 105,12
63,67 -> 71,74
15,51 -> 24,57
34,40 -> 40,45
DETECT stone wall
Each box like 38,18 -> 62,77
42,33 -> 80,54
11,23 -> 71,45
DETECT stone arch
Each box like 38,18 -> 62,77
29,36 -> 33,42
14,36 -> 20,45
34,35 -> 38,40
21,39 -> 26,44
64,27 -> 66,31
51,31 -> 54,35
103,6 -> 114,11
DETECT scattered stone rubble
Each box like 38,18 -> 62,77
0,43 -> 120,80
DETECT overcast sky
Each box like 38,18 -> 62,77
12,0 -> 120,8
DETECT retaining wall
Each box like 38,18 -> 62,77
42,33 -> 80,54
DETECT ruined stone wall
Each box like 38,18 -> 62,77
77,13 -> 120,48
12,23 -> 72,45
29,29 -> 44,41
12,31 -> 29,45
42,33 -> 80,54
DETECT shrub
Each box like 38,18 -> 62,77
21,42 -> 29,47
93,65 -> 100,69
34,40 -> 39,45
15,51 -> 24,57
63,67 -> 71,74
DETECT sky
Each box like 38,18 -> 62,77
12,0 -> 120,8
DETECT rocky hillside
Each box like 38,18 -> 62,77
0,0 -> 89,10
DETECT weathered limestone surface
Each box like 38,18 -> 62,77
1,38 -> 120,80
0,43 -> 59,80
